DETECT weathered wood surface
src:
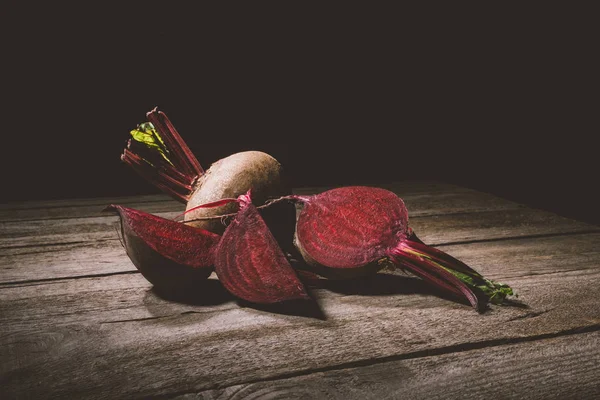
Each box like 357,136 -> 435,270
183,331 -> 600,400
1,182 -> 599,399
2,183 -> 597,284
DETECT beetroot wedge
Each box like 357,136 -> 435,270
106,205 -> 220,291
214,192 -> 310,304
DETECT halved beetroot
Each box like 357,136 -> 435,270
106,205 -> 221,291
214,192 -> 310,304
287,186 -> 513,311
293,186 -> 408,279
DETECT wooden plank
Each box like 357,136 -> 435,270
0,193 -> 169,210
409,207 -> 599,246
1,233 -> 599,398
1,203 -> 591,251
0,181 -> 521,223
0,197 -> 182,223
0,181 -> 532,252
185,331 -> 600,400
0,212 -> 181,249
0,182 -> 528,251
0,206 -> 596,284
2,181 -> 458,215
0,182 -> 559,250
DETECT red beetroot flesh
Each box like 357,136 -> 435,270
295,186 -> 409,269
106,205 -> 220,290
214,193 -> 310,304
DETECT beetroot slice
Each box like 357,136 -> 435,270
214,193 -> 310,304
106,205 -> 220,290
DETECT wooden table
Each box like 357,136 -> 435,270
2,181 -> 599,399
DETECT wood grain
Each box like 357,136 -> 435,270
1,187 -> 594,284
0,182 -> 528,252
1,183 -> 598,399
1,207 -> 595,285
1,233 -> 599,398
183,331 -> 600,400
0,194 -> 180,222
0,181 -> 520,223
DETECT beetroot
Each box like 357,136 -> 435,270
284,186 -> 513,311
105,205 -> 220,291
212,192 -> 311,304
121,107 -> 291,234
116,110 -> 513,312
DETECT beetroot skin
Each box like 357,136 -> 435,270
214,192 -> 310,304
288,186 -> 513,311
106,205 -> 220,291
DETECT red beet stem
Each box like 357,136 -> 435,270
391,241 -> 482,310
121,148 -> 190,203
146,108 -> 204,178
391,240 -> 514,311
121,108 -> 204,203
403,240 -> 483,277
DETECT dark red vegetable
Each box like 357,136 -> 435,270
212,191 -> 311,304
115,108 -> 514,312
283,186 -> 513,311
105,205 -> 221,291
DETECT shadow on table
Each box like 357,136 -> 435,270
309,272 -> 528,312
150,279 -> 234,306
144,272 -> 527,320
239,298 -> 327,320
147,278 -> 327,320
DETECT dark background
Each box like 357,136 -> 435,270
2,4 -> 597,225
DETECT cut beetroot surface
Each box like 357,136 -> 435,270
214,195 -> 310,304
106,205 -> 220,290
295,186 -> 409,269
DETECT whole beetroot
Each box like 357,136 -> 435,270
121,108 -> 291,235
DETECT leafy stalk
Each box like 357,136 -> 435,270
392,240 -> 514,311
129,122 -> 173,165
121,108 -> 204,203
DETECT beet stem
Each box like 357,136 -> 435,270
122,108 -> 205,203
391,240 -> 514,310
146,108 -> 204,177
121,148 -> 190,203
